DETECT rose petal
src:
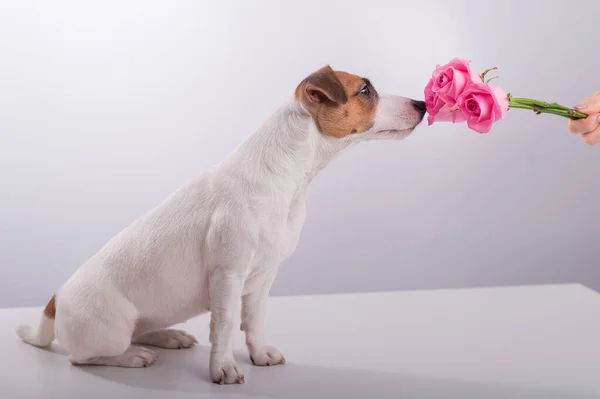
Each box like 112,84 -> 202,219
472,92 -> 492,122
488,84 -> 509,119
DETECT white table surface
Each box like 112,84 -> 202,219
2,284 -> 600,399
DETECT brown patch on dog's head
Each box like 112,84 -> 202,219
295,65 -> 379,138
44,295 -> 56,319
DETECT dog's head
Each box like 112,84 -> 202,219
295,65 -> 426,141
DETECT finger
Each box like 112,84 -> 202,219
568,113 -> 600,134
574,94 -> 600,113
582,126 -> 600,146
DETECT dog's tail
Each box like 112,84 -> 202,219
16,295 -> 56,347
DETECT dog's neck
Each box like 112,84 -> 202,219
222,98 -> 355,194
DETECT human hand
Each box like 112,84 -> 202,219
568,91 -> 600,146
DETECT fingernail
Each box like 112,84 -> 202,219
574,104 -> 587,110
596,115 -> 600,123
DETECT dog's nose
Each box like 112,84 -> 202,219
411,100 -> 427,114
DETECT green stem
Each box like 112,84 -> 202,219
508,97 -> 587,120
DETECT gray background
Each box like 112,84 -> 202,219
1,0 -> 599,308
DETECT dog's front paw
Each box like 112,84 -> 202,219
250,345 -> 286,367
210,354 -> 245,385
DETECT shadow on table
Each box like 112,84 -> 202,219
56,345 -> 597,399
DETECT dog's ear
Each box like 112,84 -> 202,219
296,65 -> 348,113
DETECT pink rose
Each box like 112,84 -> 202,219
424,78 -> 465,125
456,83 -> 509,134
424,58 -> 482,125
430,58 -> 482,102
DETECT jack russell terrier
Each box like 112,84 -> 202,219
17,65 -> 426,384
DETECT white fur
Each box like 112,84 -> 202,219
16,314 -> 55,347
16,90 -> 423,383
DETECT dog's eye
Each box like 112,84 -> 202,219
359,85 -> 370,96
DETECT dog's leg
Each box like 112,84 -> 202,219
208,270 -> 245,384
241,271 -> 285,366
58,288 -> 159,368
133,329 -> 198,349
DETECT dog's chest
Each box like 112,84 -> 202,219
251,192 -> 308,267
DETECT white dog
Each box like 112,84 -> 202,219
17,65 -> 426,384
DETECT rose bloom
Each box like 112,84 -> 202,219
430,57 -> 482,102
424,57 -> 482,125
424,78 -> 463,125
456,83 -> 509,133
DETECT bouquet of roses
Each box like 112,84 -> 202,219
424,58 -> 588,134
